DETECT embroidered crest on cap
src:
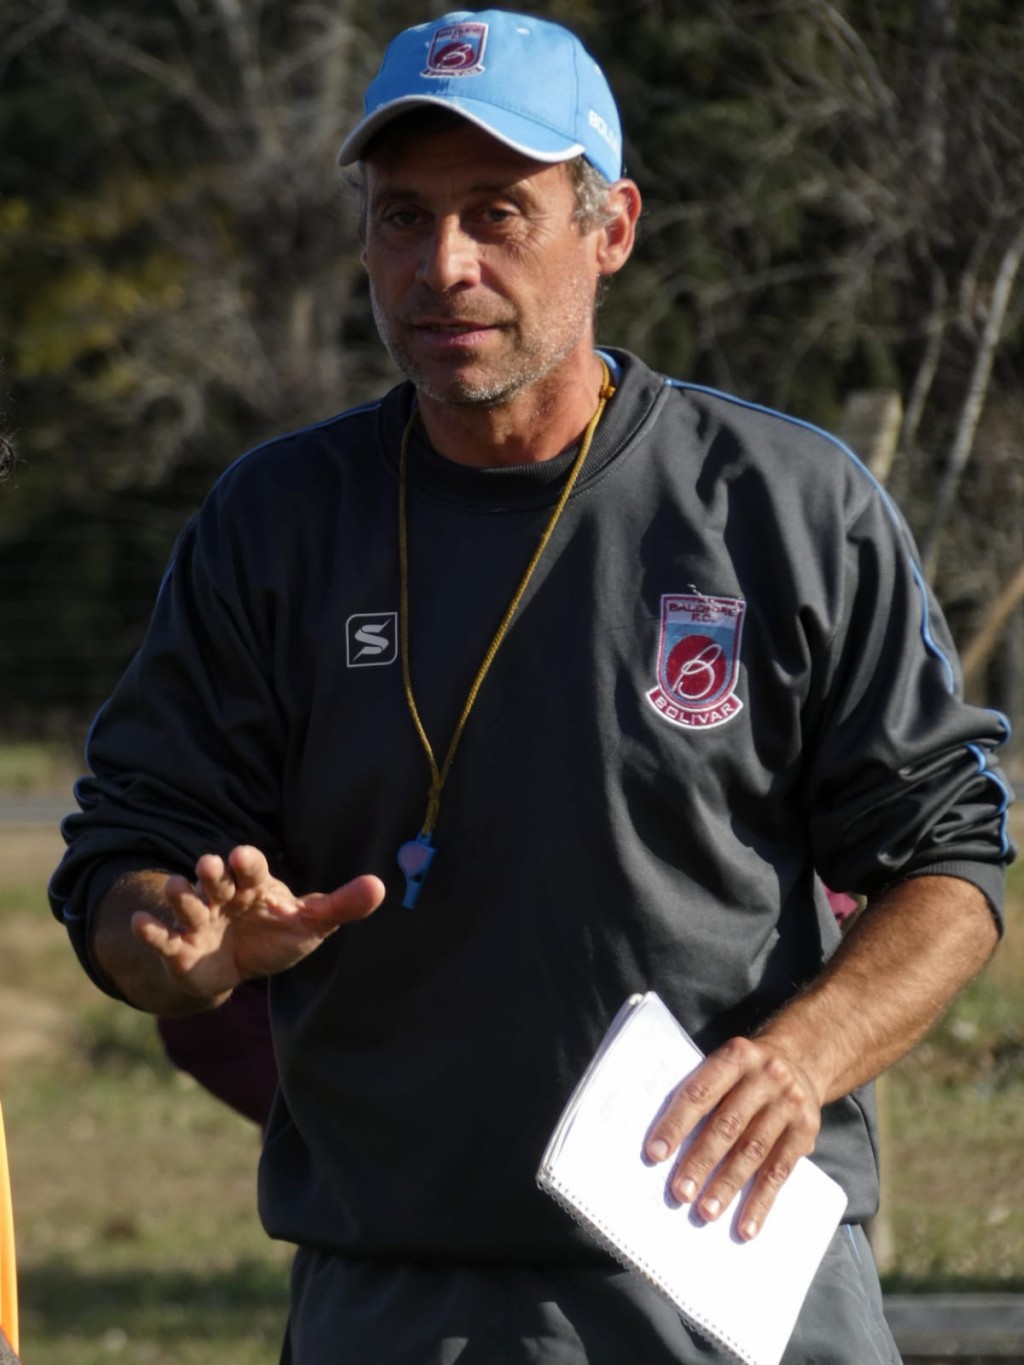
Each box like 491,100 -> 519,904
647,593 -> 745,730
423,21 -> 488,77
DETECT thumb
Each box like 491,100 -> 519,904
299,874 -> 387,925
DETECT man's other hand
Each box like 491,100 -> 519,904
644,1034 -> 821,1241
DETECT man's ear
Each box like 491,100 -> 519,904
596,179 -> 642,278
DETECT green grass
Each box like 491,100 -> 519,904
884,1074 -> 1024,1291
7,1029 -> 292,1365
20,1260 -> 288,1365
0,742 -> 78,796
0,847 -> 291,1365
2,827 -> 1022,1360
880,853 -> 1024,1292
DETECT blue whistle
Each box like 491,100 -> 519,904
397,834 -> 436,908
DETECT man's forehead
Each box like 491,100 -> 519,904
364,118 -> 571,192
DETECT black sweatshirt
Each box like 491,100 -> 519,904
51,350 -> 1013,1262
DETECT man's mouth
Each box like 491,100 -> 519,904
404,319 -> 510,353
413,319 -> 500,332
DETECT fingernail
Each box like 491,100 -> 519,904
702,1196 -> 721,1220
648,1138 -> 670,1162
675,1177 -> 697,1202
740,1219 -> 759,1240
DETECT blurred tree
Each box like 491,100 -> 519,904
588,0 -> 1024,742
0,0 -> 392,726
1,0 -> 386,490
0,0 -> 1021,745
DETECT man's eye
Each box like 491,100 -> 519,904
382,209 -> 421,228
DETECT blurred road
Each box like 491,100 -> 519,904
886,1293 -> 1024,1359
0,798 -> 74,827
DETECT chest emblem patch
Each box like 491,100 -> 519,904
647,593 -> 746,730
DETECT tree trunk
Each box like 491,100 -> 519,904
912,0 -> 957,189
921,224 -> 1024,583
960,561 -> 1024,693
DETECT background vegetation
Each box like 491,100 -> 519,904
1,0 -> 1023,753
1,2 -> 1022,1356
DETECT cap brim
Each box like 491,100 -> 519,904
337,95 -> 585,167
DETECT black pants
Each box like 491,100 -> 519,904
279,1226 -> 900,1364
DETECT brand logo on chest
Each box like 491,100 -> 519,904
346,612 -> 398,667
647,593 -> 745,730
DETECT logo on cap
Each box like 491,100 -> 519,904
588,109 -> 620,160
424,21 -> 488,77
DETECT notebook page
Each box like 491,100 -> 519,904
538,993 -> 848,1365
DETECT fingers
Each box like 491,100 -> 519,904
161,872 -> 215,933
160,851 -> 383,941
192,846 -> 271,908
136,850 -> 383,995
730,1135 -> 805,1241
226,844 -> 272,887
645,1037 -> 821,1239
132,908 -> 183,958
164,847 -> 279,924
301,874 -> 387,925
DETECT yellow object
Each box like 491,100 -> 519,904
0,1101 -> 18,1356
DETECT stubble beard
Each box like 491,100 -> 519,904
370,280 -> 596,410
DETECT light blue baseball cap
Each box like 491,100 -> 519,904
338,10 -> 622,183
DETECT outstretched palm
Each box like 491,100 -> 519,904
131,845 -> 385,1001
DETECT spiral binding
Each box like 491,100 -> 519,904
536,1169 -> 752,1365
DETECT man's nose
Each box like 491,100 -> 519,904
416,217 -> 480,292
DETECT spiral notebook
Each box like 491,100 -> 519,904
536,992 -> 848,1365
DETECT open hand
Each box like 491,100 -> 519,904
131,845 -> 385,1002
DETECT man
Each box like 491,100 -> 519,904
51,11 -> 1013,1363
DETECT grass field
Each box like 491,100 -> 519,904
1,771 -> 1022,1362
884,834 -> 1024,1291
1,825 -> 291,1365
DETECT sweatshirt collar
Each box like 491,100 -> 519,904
376,349 -> 664,510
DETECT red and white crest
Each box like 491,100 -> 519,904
647,593 -> 746,730
423,22 -> 488,77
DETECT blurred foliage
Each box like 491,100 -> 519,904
0,0 -> 1022,741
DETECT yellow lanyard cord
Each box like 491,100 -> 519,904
399,361 -> 615,840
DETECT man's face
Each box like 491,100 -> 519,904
362,121 -> 606,408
